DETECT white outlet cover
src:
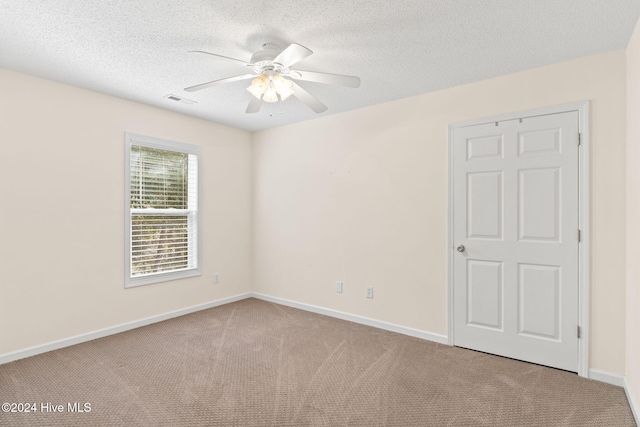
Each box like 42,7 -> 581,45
366,286 -> 373,298
336,281 -> 343,293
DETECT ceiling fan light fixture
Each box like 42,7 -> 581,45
247,74 -> 269,99
263,85 -> 279,103
273,75 -> 294,100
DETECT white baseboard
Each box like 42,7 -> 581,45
624,378 -> 640,426
250,292 -> 449,345
589,369 -> 626,387
0,291 -> 448,366
0,292 -> 252,365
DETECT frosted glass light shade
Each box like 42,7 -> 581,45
263,86 -> 278,103
247,75 -> 269,99
273,75 -> 294,100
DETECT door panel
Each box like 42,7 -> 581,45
518,167 -> 560,242
518,128 -> 561,156
467,260 -> 503,330
518,263 -> 560,340
467,172 -> 503,239
467,135 -> 504,160
452,111 -> 579,372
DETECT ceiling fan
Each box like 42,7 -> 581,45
184,43 -> 360,114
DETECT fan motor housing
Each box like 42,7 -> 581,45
250,43 -> 280,64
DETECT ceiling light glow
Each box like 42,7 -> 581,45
247,74 -> 294,103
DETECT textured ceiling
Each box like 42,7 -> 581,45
1,0 -> 639,132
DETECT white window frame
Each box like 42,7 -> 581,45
124,132 -> 202,288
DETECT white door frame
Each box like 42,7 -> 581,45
447,101 -> 590,378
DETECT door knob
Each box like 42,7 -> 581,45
457,245 -> 465,252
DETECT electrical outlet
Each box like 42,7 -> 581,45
214,273 -> 220,284
336,281 -> 343,293
366,286 -> 373,299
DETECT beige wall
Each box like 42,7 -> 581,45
0,69 -> 253,355
253,50 -> 627,374
627,17 -> 640,416
0,49 -> 630,378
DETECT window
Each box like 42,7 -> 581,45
125,133 -> 201,287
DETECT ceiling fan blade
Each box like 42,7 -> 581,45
273,43 -> 313,69
184,74 -> 255,92
188,50 -> 252,66
245,96 -> 262,113
289,70 -> 361,88
290,81 -> 327,113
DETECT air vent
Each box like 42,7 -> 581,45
163,94 -> 197,105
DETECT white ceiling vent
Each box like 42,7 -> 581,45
163,94 -> 197,105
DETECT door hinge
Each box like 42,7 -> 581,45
577,325 -> 581,339
578,229 -> 581,242
578,133 -> 581,146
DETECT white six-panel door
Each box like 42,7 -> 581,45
452,111 -> 579,372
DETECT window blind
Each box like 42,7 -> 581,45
129,144 -> 198,278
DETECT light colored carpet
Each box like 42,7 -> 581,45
0,298 -> 635,426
